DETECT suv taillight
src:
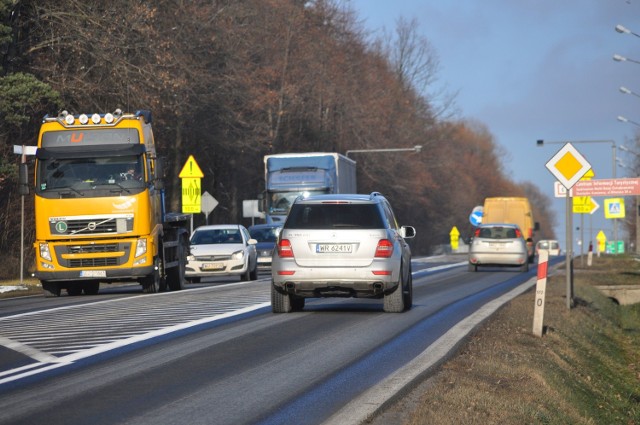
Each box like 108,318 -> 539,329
277,239 -> 294,258
375,239 -> 394,258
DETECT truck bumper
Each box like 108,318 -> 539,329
35,265 -> 154,282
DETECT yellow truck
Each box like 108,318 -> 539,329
482,197 -> 538,262
23,109 -> 190,296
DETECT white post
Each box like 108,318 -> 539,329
533,250 -> 549,337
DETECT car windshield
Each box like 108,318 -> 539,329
478,226 -> 519,239
249,227 -> 280,243
285,203 -> 384,229
191,229 -> 242,244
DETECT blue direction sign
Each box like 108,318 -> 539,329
469,206 -> 483,226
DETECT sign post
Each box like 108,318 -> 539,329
13,145 -> 37,284
545,143 -> 592,309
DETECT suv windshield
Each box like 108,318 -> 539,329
285,203 -> 385,229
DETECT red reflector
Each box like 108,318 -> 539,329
474,228 -> 480,237
375,239 -> 393,258
277,239 -> 294,258
277,270 -> 295,275
372,270 -> 392,276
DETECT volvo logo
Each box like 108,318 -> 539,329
88,222 -> 97,231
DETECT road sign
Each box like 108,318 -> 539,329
201,191 -> 218,215
572,196 -> 593,214
604,198 -> 625,219
469,206 -> 483,226
596,230 -> 607,253
573,177 -> 640,197
181,177 -> 202,213
589,198 -> 600,215
179,155 -> 204,178
545,143 -> 592,189
450,226 -> 460,251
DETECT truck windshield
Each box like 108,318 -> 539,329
268,190 -> 326,214
37,155 -> 145,195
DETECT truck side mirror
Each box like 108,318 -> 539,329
534,222 -> 540,231
257,192 -> 265,212
154,158 -> 165,190
18,163 -> 29,195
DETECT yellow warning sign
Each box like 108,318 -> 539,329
179,155 -> 204,178
182,177 -> 202,213
545,143 -> 591,189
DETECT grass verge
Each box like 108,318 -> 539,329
372,255 -> 640,425
0,278 -> 42,298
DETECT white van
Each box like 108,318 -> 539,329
536,240 -> 560,256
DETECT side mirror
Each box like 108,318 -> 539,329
154,158 -> 165,190
257,192 -> 265,212
400,225 -> 416,239
18,163 -> 29,195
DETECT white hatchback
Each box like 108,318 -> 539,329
468,223 -> 529,272
186,224 -> 258,283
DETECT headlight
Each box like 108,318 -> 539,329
39,243 -> 52,261
232,250 -> 245,260
187,255 -> 195,261
135,238 -> 147,257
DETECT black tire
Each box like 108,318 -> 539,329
383,273 -> 405,313
249,263 -> 258,281
189,277 -> 201,284
42,281 -> 61,297
271,283 -> 292,313
67,284 -> 83,296
83,281 -> 100,295
403,269 -> 413,311
142,257 -> 163,293
291,296 -> 305,311
468,263 -> 477,272
520,261 -> 529,272
167,241 -> 186,291
240,265 -> 251,282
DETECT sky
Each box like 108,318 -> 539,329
349,0 -> 640,254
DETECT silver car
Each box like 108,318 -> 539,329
468,223 -> 529,272
186,224 -> 258,282
271,192 -> 416,313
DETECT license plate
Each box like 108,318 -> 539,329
201,262 -> 225,271
316,244 -> 353,253
80,270 -> 106,277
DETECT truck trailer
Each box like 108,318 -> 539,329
26,109 -> 190,296
482,196 -> 539,262
260,152 -> 357,223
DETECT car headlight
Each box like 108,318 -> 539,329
187,255 -> 195,261
232,250 -> 245,260
39,243 -> 52,261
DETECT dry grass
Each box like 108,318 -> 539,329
373,255 -> 640,425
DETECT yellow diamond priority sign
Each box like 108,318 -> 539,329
545,143 -> 592,189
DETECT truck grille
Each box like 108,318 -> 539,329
49,215 -> 134,236
54,242 -> 132,269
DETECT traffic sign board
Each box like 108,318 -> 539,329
179,155 -> 204,178
201,191 -> 218,215
181,177 -> 202,213
545,143 -> 591,189
573,196 -> 593,214
604,198 -> 625,219
573,178 -> 640,197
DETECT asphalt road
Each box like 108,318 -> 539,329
0,255 -> 561,425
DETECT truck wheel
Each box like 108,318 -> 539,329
520,262 -> 529,272
383,274 -> 405,313
142,257 -> 163,293
167,244 -> 186,291
83,281 -> 100,295
271,283 -> 292,313
42,281 -> 61,297
67,284 -> 83,296
468,263 -> 477,272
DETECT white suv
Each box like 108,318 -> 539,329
271,192 -> 416,313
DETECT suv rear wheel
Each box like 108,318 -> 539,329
383,270 -> 406,313
271,283 -> 292,313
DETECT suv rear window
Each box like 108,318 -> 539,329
285,203 -> 385,229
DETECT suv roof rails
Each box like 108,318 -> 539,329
369,192 -> 383,200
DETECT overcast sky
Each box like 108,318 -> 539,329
350,0 -> 640,252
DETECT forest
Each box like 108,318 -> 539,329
0,0 -> 558,279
